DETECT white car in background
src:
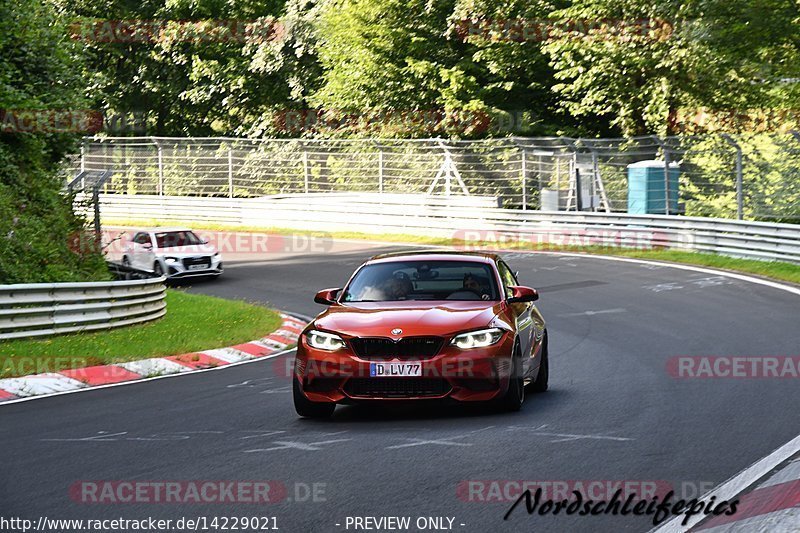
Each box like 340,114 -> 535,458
122,228 -> 223,279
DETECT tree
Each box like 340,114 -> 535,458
541,0 -> 795,136
60,0 -> 290,136
0,0 -> 108,283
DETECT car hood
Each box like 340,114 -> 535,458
312,301 -> 504,338
157,245 -> 217,256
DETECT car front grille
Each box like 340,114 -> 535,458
349,337 -> 444,360
344,378 -> 451,398
183,256 -> 211,269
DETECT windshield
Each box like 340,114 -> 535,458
154,231 -> 203,248
342,260 -> 499,302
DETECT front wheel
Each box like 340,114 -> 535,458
497,344 -> 524,411
529,331 -> 549,393
153,261 -> 164,277
293,378 -> 335,418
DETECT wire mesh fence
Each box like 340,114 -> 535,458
66,134 -> 800,221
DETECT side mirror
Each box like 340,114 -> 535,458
507,285 -> 538,303
143,243 -> 153,250
314,288 -> 341,305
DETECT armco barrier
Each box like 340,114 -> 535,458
84,193 -> 800,263
0,277 -> 167,340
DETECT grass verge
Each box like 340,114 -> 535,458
0,290 -> 283,378
105,218 -> 800,286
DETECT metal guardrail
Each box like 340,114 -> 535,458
85,193 -> 800,264
0,277 -> 167,340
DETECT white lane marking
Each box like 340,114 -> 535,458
386,426 -> 495,450
387,438 -> 472,449
243,438 -> 352,452
115,358 -> 191,377
227,377 -> 274,388
688,275 -> 733,288
42,431 -> 130,442
225,377 -> 290,394
239,431 -> 287,440
0,373 -> 87,397
559,308 -> 627,317
506,425 -> 634,443
644,282 -> 685,292
651,433 -> 800,532
42,430 -> 226,442
0,347 -> 297,407
757,458 -> 800,489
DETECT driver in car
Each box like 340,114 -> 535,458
384,276 -> 413,300
463,274 -> 491,300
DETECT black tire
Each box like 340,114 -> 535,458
529,331 -> 549,393
498,343 -> 525,411
293,378 -> 335,418
153,261 -> 164,277
122,255 -> 130,267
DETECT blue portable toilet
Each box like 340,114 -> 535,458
627,160 -> 680,214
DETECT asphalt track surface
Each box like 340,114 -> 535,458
2,240 -> 800,532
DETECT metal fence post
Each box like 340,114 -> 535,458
302,148 -> 309,194
378,149 -> 384,194
721,134 -> 744,220
651,136 -> 673,215
152,138 -> 163,196
521,147 -> 527,210
80,138 -> 87,174
663,147 -> 671,215
227,145 -> 234,199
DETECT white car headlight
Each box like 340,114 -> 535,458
164,256 -> 179,262
451,328 -> 504,349
306,330 -> 346,351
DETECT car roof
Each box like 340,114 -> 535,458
367,250 -> 500,265
136,227 -> 194,233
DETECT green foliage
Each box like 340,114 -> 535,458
0,0 -> 109,283
59,0 -> 290,135
542,0 -> 800,136
46,0 -> 799,138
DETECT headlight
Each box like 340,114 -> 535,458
451,328 -> 504,349
164,256 -> 179,262
306,330 -> 346,351
213,252 -> 220,257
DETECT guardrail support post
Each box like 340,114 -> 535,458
722,134 -> 744,220
227,145 -> 234,198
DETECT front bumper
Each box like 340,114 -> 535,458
294,333 -> 515,403
163,256 -> 223,278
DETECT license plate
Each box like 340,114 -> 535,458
188,263 -> 208,270
370,362 -> 422,377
